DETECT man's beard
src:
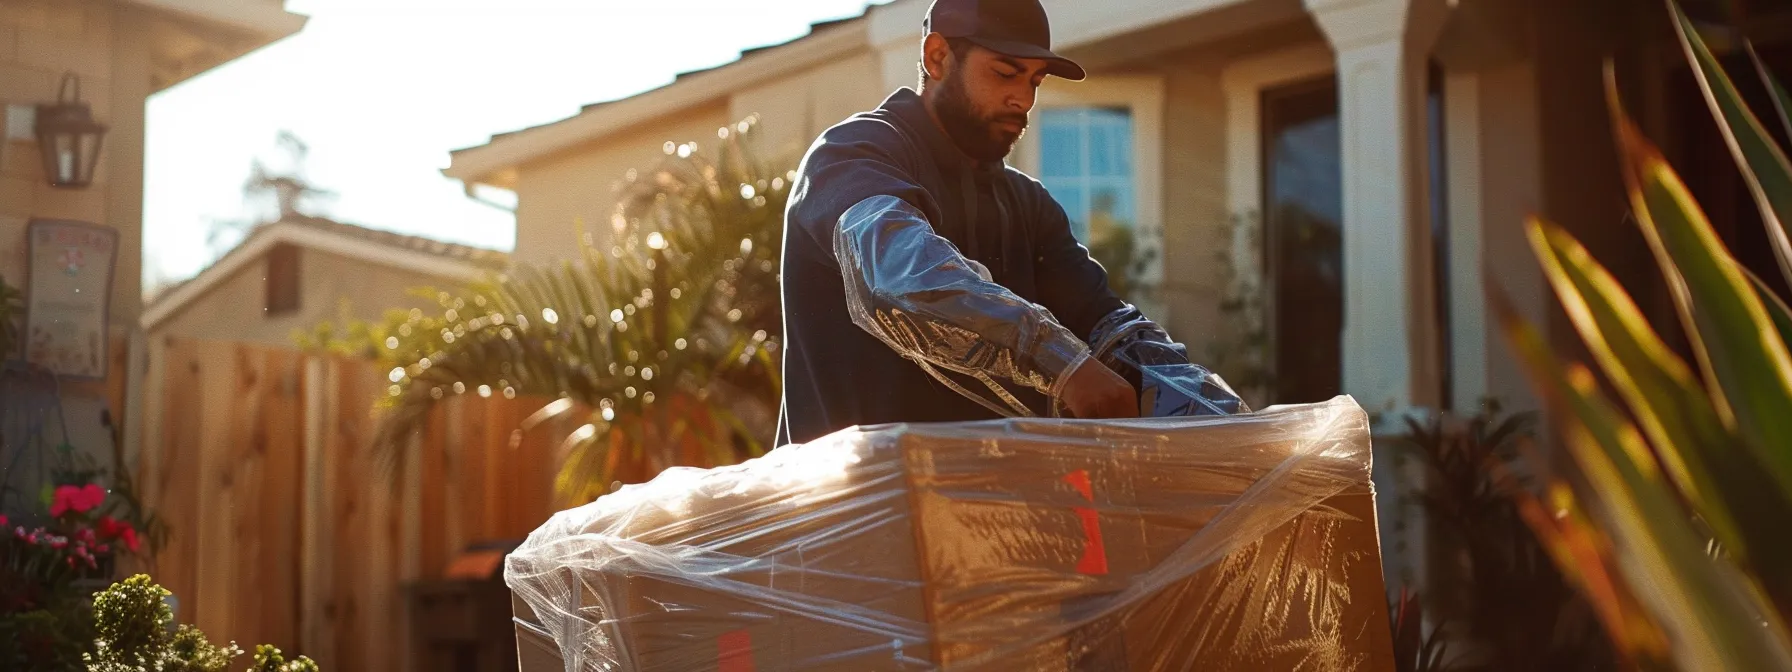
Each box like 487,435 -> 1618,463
934,73 -> 1026,162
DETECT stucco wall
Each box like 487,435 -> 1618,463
728,50 -> 886,166
510,103 -> 732,265
150,246 -> 472,349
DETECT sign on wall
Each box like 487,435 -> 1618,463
25,219 -> 115,380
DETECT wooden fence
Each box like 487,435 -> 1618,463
137,338 -> 566,671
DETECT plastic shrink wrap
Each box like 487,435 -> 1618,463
505,396 -> 1394,671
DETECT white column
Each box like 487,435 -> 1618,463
1436,0 -> 1547,416
1307,0 -> 1451,425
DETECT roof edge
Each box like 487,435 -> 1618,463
142,221 -> 500,332
131,0 -> 308,40
444,17 -> 869,186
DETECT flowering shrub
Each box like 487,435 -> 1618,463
84,575 -> 319,672
1,481 -> 154,669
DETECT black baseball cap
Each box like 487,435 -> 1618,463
923,0 -> 1086,81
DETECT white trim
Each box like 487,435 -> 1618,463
140,222 -> 497,331
1016,75 -> 1169,314
128,0 -> 308,38
446,23 -> 869,187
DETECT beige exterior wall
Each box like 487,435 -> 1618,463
149,246 -> 468,349
0,0 -> 149,326
728,50 -> 886,166
509,52 -> 895,268
511,103 -> 732,264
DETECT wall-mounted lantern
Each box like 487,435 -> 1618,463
34,73 -> 107,190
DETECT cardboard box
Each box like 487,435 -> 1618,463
508,397 -> 1394,671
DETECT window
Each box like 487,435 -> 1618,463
1037,107 -> 1138,242
266,243 -> 300,316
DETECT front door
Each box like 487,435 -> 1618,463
1261,78 -> 1345,405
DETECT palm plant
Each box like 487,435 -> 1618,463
352,116 -> 789,502
1492,1 -> 1792,668
1394,403 -> 1613,670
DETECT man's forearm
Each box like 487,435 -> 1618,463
833,195 -> 1090,399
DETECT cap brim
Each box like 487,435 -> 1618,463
962,36 -> 1086,81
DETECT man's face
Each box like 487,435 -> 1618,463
930,42 -> 1050,162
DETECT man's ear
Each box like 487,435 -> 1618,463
922,33 -> 951,81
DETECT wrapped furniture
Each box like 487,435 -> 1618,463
506,396 -> 1394,671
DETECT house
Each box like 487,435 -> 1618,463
140,214 -> 509,347
446,0 -> 1789,592
447,0 -> 1788,430
0,0 -> 305,506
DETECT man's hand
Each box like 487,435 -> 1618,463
1058,358 -> 1139,419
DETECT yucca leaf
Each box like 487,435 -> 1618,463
1748,266 -> 1792,349
1531,219 -> 1792,613
1512,483 -> 1669,663
1669,0 -> 1792,286
1608,69 -> 1792,499
1492,288 -> 1792,669
1748,41 -> 1792,152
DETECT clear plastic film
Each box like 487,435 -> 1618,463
505,396 -> 1395,671
1084,305 -> 1251,418
833,195 -> 1090,418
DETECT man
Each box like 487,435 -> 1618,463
775,0 -> 1149,446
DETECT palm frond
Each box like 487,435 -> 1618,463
336,117 -> 791,500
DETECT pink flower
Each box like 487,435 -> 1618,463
95,543 -> 109,553
49,538 -> 67,550
0,515 -> 7,527
74,484 -> 104,512
96,516 -> 119,538
50,484 -> 106,517
75,528 -> 96,544
120,527 -> 140,553
84,554 -> 96,569
66,556 -> 75,568
50,486 -> 76,516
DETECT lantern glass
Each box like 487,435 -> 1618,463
37,125 -> 104,189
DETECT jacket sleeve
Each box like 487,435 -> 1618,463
1024,180 -> 1128,342
787,122 -> 1092,410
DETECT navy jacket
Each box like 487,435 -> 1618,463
775,87 -> 1125,445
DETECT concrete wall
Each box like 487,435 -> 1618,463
0,0 -> 147,326
150,246 -> 464,349
511,103 -> 732,265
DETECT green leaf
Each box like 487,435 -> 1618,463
1608,68 -> 1792,500
1748,42 -> 1792,150
1531,219 -> 1792,613
1492,288 -> 1792,669
1748,266 -> 1792,349
1669,0 -> 1792,286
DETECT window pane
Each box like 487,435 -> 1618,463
1038,109 -> 1083,178
1087,110 -> 1133,178
1048,180 -> 1088,240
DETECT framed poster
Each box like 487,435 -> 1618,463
25,219 -> 115,380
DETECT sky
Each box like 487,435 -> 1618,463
143,0 -> 885,291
